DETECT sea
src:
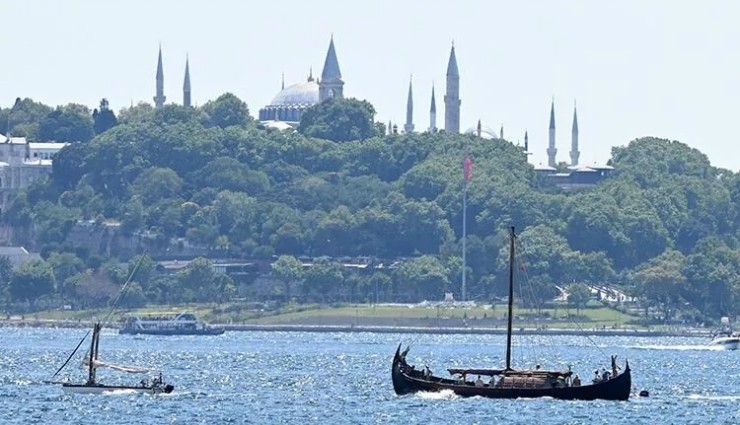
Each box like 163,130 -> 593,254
0,327 -> 736,425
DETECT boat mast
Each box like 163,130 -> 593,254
87,323 -> 100,385
505,226 -> 515,371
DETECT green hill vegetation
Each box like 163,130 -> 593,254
1,94 -> 739,325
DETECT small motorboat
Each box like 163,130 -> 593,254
709,317 -> 740,350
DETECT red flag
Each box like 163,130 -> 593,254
463,153 -> 473,182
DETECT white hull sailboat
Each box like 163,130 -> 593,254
61,383 -> 170,395
54,322 -> 174,395
49,254 -> 174,395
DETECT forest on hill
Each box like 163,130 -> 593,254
1,94 -> 739,323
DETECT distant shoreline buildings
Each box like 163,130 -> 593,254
149,37 -> 614,189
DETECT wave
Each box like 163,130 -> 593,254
685,394 -> 740,401
626,344 -> 722,351
416,389 -> 459,400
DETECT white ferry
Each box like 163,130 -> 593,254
119,312 -> 225,336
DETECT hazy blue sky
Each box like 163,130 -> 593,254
1,1 -> 738,170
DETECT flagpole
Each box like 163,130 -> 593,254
462,177 -> 467,302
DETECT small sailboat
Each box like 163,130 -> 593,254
391,226 -> 632,401
49,253 -> 174,394
58,322 -> 174,394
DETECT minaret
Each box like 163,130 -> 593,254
547,99 -> 557,167
404,76 -> 414,133
153,45 -> 166,109
444,43 -> 460,133
429,84 -> 437,132
524,130 -> 529,153
500,124 -> 504,140
388,120 -> 392,136
183,56 -> 191,107
476,119 -> 482,137
570,103 -> 580,166
319,36 -> 344,102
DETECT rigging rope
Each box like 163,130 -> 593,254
49,251 -> 149,381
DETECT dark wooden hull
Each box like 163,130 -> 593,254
392,346 -> 631,401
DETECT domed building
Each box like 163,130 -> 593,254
258,74 -> 319,123
259,37 -> 344,126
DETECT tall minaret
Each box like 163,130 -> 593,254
547,99 -> 557,167
444,43 -> 460,133
476,119 -> 482,137
570,103 -> 580,166
429,84 -> 437,132
524,130 -> 529,152
319,36 -> 344,102
500,124 -> 504,140
153,45 -> 166,109
183,56 -> 191,107
404,76 -> 414,133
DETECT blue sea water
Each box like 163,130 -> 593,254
0,327 -> 736,424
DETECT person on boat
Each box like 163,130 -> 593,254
488,375 -> 497,386
611,355 -> 619,378
423,365 -> 432,379
593,370 -> 601,383
535,364 -> 541,371
572,375 -> 581,387
475,375 -> 484,387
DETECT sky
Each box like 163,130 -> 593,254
1,0 -> 739,170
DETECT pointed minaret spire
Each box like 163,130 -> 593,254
319,36 -> 344,102
500,123 -> 504,140
476,119 -> 482,138
308,67 -> 314,82
404,75 -> 414,134
444,42 -> 461,133
547,98 -> 557,167
524,130 -> 529,153
570,101 -> 580,166
281,73 -> 285,90
154,44 -> 166,108
388,120 -> 392,136
429,84 -> 437,133
183,55 -> 191,107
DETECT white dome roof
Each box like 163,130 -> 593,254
269,80 -> 320,107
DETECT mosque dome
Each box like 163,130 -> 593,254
464,125 -> 498,140
269,80 -> 320,107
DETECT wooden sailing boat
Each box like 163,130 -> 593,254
391,226 -> 632,401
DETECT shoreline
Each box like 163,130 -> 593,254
0,318 -> 710,338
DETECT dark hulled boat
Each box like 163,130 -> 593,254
391,226 -> 632,401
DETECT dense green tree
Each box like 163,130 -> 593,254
392,255 -> 450,302
176,257 -> 217,302
298,98 -> 379,142
92,98 -> 118,135
131,167 -> 183,206
271,255 -> 304,302
567,283 -> 592,313
38,103 -> 95,142
201,93 -> 252,128
9,260 -> 56,302
0,97 -> 53,139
